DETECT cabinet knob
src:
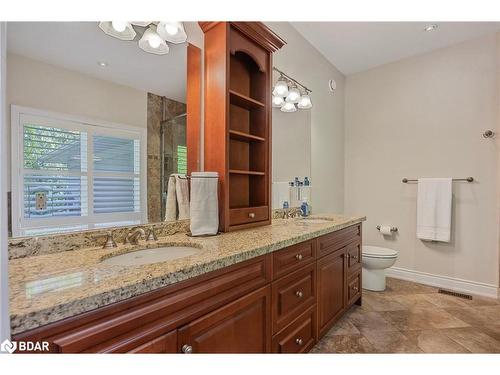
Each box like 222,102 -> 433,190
352,286 -> 359,292
181,344 -> 193,354
295,290 -> 303,298
248,212 -> 255,218
295,338 -> 303,345
351,255 -> 359,260
295,254 -> 303,260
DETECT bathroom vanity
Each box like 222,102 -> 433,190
10,216 -> 364,353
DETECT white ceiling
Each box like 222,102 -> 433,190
7,22 -> 187,102
291,22 -> 500,75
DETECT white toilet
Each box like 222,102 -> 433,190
362,246 -> 398,291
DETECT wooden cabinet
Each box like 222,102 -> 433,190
128,331 -> 177,353
200,22 -> 285,232
317,249 -> 347,338
14,223 -> 362,353
177,286 -> 271,353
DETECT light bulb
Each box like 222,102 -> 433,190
272,95 -> 284,108
165,23 -> 178,35
112,21 -> 127,32
148,33 -> 162,48
273,78 -> 289,97
297,94 -> 312,109
280,102 -> 297,113
286,86 -> 300,103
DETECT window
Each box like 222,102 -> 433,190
11,106 -> 147,236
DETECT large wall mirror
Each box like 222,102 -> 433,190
6,22 -> 202,237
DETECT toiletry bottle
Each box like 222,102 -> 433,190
301,199 -> 310,217
304,177 -> 310,186
283,201 -> 289,209
294,177 -> 300,186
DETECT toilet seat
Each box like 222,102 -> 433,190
362,246 -> 398,259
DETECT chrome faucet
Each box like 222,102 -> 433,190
102,231 -> 117,249
125,227 -> 145,245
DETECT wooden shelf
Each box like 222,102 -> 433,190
229,169 -> 265,176
229,130 -> 266,142
229,90 -> 265,110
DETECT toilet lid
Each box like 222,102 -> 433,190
362,246 -> 398,258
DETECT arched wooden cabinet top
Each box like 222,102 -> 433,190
200,22 -> 285,232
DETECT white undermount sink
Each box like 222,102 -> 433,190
101,245 -> 201,266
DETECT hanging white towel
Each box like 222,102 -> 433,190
416,178 -> 452,242
190,172 -> 219,236
175,175 -> 190,220
164,175 -> 177,221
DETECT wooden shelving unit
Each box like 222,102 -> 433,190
201,22 -> 285,232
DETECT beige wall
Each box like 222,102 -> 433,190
345,34 -> 500,288
266,22 -> 345,212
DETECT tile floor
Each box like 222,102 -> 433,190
311,278 -> 500,353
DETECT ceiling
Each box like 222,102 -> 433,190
291,22 -> 500,75
7,22 -> 187,101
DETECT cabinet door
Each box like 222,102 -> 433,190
128,330 -> 177,353
317,248 -> 346,338
177,286 -> 271,353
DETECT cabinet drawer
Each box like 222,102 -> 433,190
347,272 -> 361,306
273,240 -> 316,279
272,263 -> 316,334
317,224 -> 361,258
230,206 -> 269,226
346,240 -> 362,275
272,306 -> 315,353
128,330 -> 177,353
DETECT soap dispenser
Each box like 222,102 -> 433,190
300,199 -> 310,217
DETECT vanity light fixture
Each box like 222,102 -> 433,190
424,24 -> 438,32
280,102 -> 297,113
98,21 -> 187,56
139,26 -> 170,55
98,21 -> 136,41
272,67 -> 312,112
157,22 -> 188,44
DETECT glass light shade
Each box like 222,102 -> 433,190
280,102 -> 297,113
273,79 -> 289,97
131,21 -> 152,27
285,86 -> 301,103
139,27 -> 170,55
297,94 -> 312,109
99,21 -> 136,41
272,95 -> 285,108
157,22 -> 188,44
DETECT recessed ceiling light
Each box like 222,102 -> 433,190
97,61 -> 108,67
424,24 -> 438,32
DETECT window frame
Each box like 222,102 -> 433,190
11,105 -> 147,237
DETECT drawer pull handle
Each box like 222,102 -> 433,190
351,255 -> 359,260
295,290 -> 303,298
181,344 -> 193,354
248,212 -> 255,218
295,254 -> 303,260
352,286 -> 359,292
295,338 -> 303,345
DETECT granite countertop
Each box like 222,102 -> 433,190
9,214 -> 365,335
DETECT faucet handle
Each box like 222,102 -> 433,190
146,228 -> 158,241
102,231 -> 117,249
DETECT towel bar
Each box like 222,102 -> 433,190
402,177 -> 473,183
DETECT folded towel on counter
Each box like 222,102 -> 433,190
190,172 -> 219,236
416,178 -> 452,242
175,174 -> 190,220
164,175 -> 177,221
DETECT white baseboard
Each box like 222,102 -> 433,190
386,267 -> 499,299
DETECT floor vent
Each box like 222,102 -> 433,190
438,289 -> 472,300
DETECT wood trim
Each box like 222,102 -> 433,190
187,43 -> 202,174
200,22 -> 286,52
